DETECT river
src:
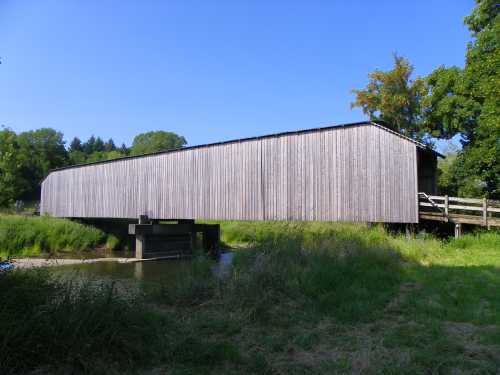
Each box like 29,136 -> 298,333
48,252 -> 235,282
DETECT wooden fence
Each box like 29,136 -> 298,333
419,193 -> 500,228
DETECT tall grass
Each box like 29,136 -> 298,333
216,221 -> 500,324
2,221 -> 499,373
0,269 -> 172,374
0,215 -> 118,258
221,222 -> 403,323
142,222 -> 500,372
151,222 -> 404,323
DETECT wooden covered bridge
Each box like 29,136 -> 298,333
40,121 -> 497,257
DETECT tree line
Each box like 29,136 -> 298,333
351,0 -> 498,199
0,128 -> 186,206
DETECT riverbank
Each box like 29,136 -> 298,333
11,257 -> 133,269
0,214 -> 119,259
1,223 -> 499,374
11,254 -> 200,269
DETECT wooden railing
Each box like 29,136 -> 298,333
418,193 -> 500,228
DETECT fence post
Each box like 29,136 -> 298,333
454,223 -> 462,238
483,198 -> 488,227
444,195 -> 449,222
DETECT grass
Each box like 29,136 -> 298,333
1,221 -> 499,374
0,269 -> 172,375
0,214 -> 118,259
0,201 -> 39,216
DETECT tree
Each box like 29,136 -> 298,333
351,54 -> 428,141
436,145 -> 460,195
83,136 -> 96,155
17,128 -> 68,200
0,127 -> 29,205
17,128 -> 67,176
423,0 -> 499,198
106,150 -> 124,160
104,139 -> 116,152
94,137 -> 105,153
86,150 -> 124,163
421,67 -> 475,139
119,143 -> 129,155
69,137 -> 83,152
68,150 -> 86,165
130,131 -> 187,155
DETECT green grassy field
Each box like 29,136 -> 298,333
0,215 -> 118,259
1,221 -> 499,374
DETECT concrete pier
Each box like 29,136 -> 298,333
129,216 -> 220,259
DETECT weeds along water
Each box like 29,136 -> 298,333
0,214 -> 119,259
0,269 -> 171,374
1,221 -> 499,374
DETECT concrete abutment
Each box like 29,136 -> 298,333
129,216 -> 220,259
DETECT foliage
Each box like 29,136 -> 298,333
422,66 -> 474,139
0,127 -> 68,203
0,128 -> 30,206
130,130 -> 187,155
423,0 -> 499,198
85,150 -> 125,163
437,146 -> 460,195
351,1 -> 498,198
16,128 -> 68,200
69,135 -> 124,165
351,54 -> 428,142
0,215 -> 117,258
69,136 -> 83,152
0,127 -> 187,206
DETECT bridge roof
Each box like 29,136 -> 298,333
50,121 -> 443,173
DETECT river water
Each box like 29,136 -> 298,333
50,252 -> 235,283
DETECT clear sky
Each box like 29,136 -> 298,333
1,0 -> 473,151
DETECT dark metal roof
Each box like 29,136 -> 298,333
50,121 -> 443,172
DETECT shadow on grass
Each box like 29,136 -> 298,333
403,264 -> 500,326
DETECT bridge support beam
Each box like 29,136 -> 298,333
129,216 -> 220,259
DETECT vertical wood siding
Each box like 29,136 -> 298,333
41,124 -> 418,223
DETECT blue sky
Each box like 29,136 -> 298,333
1,1 -> 473,151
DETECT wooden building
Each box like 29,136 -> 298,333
41,122 -> 440,224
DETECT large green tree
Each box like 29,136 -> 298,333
130,131 -> 187,155
352,1 -> 499,198
17,128 -> 68,200
424,0 -> 499,198
351,55 -> 428,142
